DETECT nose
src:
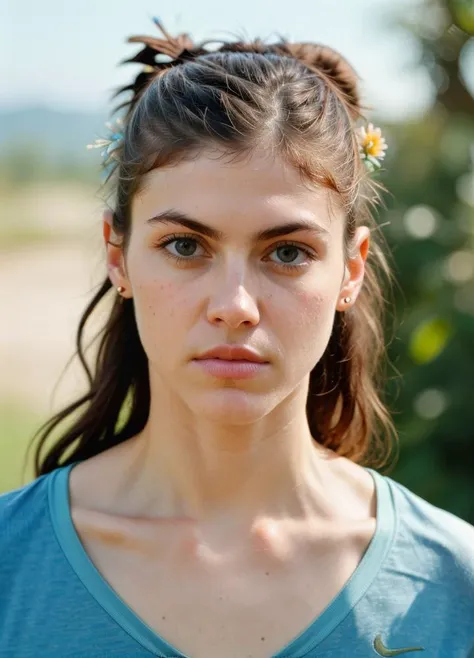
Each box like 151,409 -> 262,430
207,269 -> 260,329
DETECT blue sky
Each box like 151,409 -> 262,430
1,0 -> 437,121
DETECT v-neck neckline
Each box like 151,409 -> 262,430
49,461 -> 396,657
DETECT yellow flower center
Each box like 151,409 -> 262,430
362,133 -> 384,158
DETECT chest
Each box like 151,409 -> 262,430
71,510 -> 375,658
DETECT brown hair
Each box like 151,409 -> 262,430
27,19 -> 399,478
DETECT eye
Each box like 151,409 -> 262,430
270,245 -> 306,265
167,237 -> 203,258
152,233 -> 207,263
266,242 -> 318,271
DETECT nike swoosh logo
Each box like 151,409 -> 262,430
374,634 -> 425,655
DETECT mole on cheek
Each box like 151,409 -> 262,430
158,282 -> 176,296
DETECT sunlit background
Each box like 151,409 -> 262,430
1,0 -> 473,520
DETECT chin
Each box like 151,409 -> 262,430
186,388 -> 279,425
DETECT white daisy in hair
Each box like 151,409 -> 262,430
357,122 -> 388,172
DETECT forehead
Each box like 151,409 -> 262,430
132,149 -> 344,236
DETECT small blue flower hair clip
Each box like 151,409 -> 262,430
87,118 -> 124,179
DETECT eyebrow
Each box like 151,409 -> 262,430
146,209 -> 330,242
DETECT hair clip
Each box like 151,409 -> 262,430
357,123 -> 388,173
87,117 -> 124,160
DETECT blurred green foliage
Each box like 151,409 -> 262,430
379,0 -> 474,521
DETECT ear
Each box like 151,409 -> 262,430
336,226 -> 370,312
103,209 -> 131,298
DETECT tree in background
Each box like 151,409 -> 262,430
379,0 -> 474,521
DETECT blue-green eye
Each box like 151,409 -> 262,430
156,234 -> 206,259
271,245 -> 304,264
171,237 -> 200,257
266,242 -> 318,271
153,233 -> 317,272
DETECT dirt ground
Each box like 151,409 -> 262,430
0,242 -> 115,415
1,182 -> 113,416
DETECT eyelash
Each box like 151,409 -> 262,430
152,232 -> 318,272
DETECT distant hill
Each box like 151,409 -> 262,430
0,106 -> 111,165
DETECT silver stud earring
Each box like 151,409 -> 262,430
344,296 -> 351,304
117,286 -> 125,294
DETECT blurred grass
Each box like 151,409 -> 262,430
0,180 -> 100,252
0,224 -> 57,250
0,399 -> 42,493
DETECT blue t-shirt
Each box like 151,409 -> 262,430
1,461 -> 473,657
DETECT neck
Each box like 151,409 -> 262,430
107,386 -> 343,531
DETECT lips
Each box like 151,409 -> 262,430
194,345 -> 268,363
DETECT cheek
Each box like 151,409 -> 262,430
286,285 -> 334,329
279,286 -> 337,364
127,255 -> 191,358
128,250 -> 178,314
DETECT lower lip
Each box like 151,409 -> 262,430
192,358 -> 269,379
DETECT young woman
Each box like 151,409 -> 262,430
1,18 -> 473,658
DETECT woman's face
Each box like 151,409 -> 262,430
105,149 -> 369,425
